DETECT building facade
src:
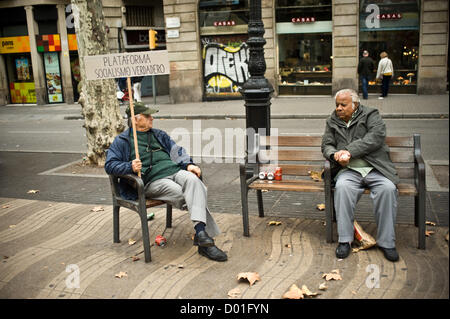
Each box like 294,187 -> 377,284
0,0 -> 448,106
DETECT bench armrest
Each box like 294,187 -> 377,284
413,134 -> 426,192
108,173 -> 146,205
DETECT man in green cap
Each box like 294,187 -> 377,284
105,102 -> 227,262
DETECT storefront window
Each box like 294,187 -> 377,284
199,0 -> 250,100
276,0 -> 332,95
359,0 -> 420,93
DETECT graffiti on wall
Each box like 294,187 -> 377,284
202,41 -> 249,97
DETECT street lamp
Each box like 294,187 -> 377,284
240,0 -> 273,163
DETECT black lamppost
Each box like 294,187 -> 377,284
240,0 -> 273,158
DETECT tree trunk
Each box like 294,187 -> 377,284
72,0 -> 125,166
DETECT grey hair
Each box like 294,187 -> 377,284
334,89 -> 360,109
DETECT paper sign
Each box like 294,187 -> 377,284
83,50 -> 170,80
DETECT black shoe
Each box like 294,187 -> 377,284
198,245 -> 228,262
336,242 -> 351,259
193,230 -> 215,247
379,246 -> 399,262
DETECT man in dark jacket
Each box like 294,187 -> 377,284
357,50 -> 375,100
321,89 -> 399,262
105,102 -> 227,262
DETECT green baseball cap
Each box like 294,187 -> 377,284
125,101 -> 159,117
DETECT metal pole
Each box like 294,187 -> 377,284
240,0 -> 273,171
152,75 -> 156,105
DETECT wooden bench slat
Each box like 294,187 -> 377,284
259,164 -> 323,176
249,180 -> 325,192
260,135 -> 323,147
385,136 -> 414,148
396,166 -> 414,179
146,199 -> 166,208
259,150 -> 324,161
390,151 -> 414,163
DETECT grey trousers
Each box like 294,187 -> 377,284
334,169 -> 398,248
144,170 -> 220,238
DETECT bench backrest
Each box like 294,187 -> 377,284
257,135 -> 417,179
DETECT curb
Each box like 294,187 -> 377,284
64,114 -> 449,120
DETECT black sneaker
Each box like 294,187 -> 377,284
335,242 -> 351,259
379,246 -> 399,262
198,245 -> 228,262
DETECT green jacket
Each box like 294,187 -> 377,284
321,104 -> 399,185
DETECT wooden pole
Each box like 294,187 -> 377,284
127,77 -> 141,177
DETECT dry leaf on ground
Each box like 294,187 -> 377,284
322,269 -> 342,281
308,170 -> 323,182
128,238 -> 136,246
319,282 -> 328,290
237,272 -> 260,286
316,203 -> 325,211
91,206 -> 104,212
267,221 -> 282,226
115,271 -> 127,278
131,256 -> 140,262
282,284 -> 304,299
227,287 -> 241,298
426,221 -> 436,226
445,232 -> 449,242
27,190 -> 39,194
2,205 -> 10,209
301,285 -> 319,297
425,230 -> 435,237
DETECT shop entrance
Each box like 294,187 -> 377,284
5,53 -> 36,104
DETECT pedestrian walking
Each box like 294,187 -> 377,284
376,51 -> 394,99
132,76 -> 143,102
358,50 -> 375,100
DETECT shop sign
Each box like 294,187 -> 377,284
214,21 -> 236,26
291,17 -> 316,23
0,36 -> 31,54
36,34 -> 61,52
377,13 -> 402,19
83,50 -> 170,80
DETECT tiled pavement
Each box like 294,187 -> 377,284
0,152 -> 448,300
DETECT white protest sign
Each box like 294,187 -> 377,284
83,50 -> 170,80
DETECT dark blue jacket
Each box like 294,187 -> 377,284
105,128 -> 194,200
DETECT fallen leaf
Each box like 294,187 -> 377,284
426,221 -> 436,226
27,190 -> 39,194
178,264 -> 184,269
267,221 -> 282,226
9,225 -> 16,228
115,271 -> 128,278
131,256 -> 140,262
425,230 -> 435,237
91,206 -> 104,212
301,285 -> 319,297
319,282 -> 328,290
2,205 -> 10,209
285,244 -> 291,248
316,203 -> 325,211
227,287 -> 241,298
128,238 -> 136,246
308,170 -> 323,182
282,284 -> 304,299
237,272 -> 260,286
322,269 -> 342,281
445,232 -> 449,242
